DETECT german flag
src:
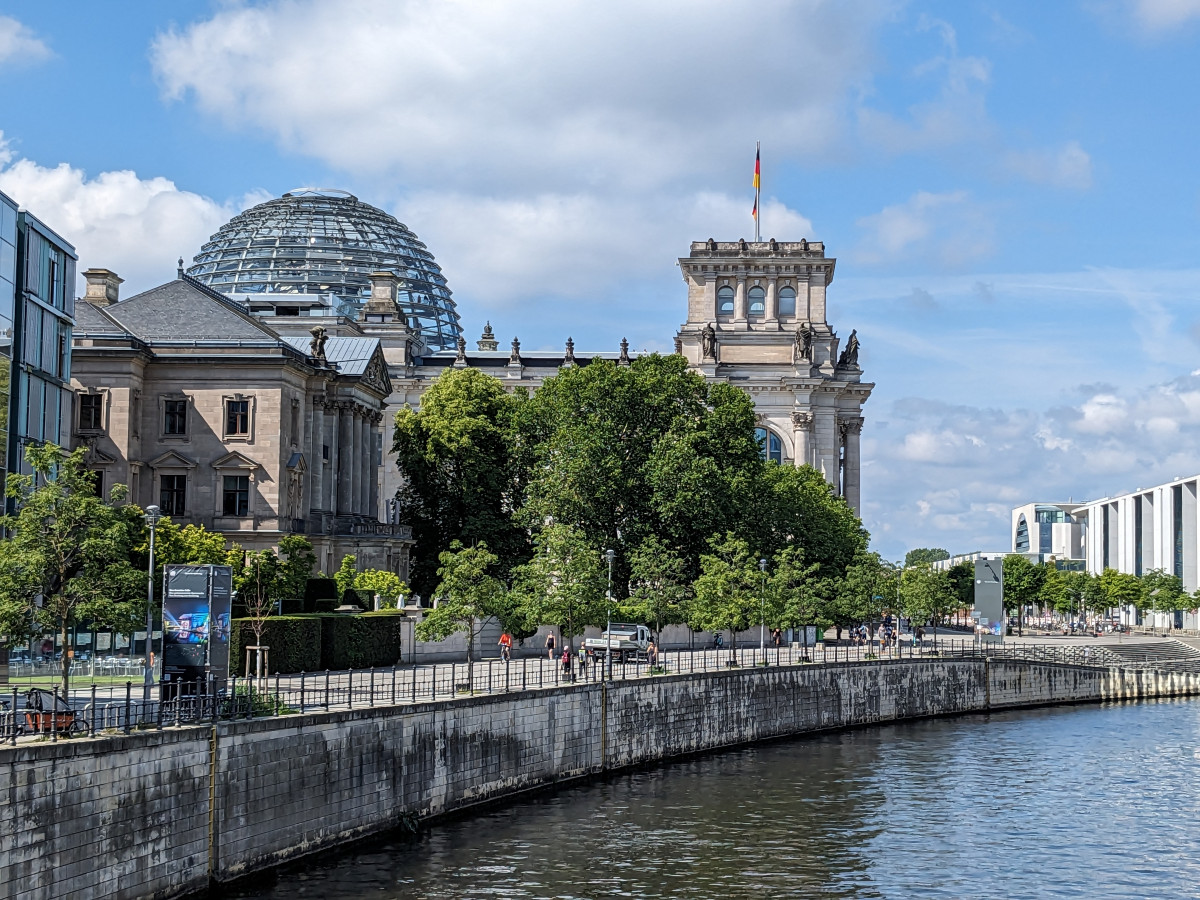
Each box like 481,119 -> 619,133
752,145 -> 761,224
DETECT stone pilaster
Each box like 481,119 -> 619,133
337,402 -> 354,516
765,278 -> 778,323
734,277 -> 747,323
310,396 -> 325,512
815,406 -> 839,489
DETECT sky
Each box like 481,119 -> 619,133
2,0 -> 1200,562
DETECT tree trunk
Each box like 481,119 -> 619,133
59,614 -> 70,699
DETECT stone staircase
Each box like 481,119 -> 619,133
1096,639 -> 1200,671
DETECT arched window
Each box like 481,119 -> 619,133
748,285 -> 765,315
717,285 -> 734,315
778,285 -> 796,317
754,427 -> 784,464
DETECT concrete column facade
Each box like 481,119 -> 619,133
841,416 -> 862,514
791,411 -> 812,469
337,403 -> 354,516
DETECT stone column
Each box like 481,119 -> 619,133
358,412 -> 371,516
337,403 -> 354,516
734,277 -> 747,322
814,406 -> 839,489
368,412 -> 380,520
349,406 -> 362,516
765,278 -> 778,323
840,416 -> 863,512
310,397 -> 325,512
791,411 -> 813,468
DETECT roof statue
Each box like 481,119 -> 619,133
701,323 -> 718,360
619,337 -> 630,365
510,336 -> 522,365
837,329 -> 859,368
309,325 -> 328,362
563,336 -> 576,365
795,323 -> 812,361
477,321 -> 499,351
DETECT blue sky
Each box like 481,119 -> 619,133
2,0 -> 1200,562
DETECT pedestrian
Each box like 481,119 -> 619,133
772,628 -> 782,648
498,631 -> 513,662
561,647 -> 572,678
546,631 -> 556,660
578,644 -> 588,675
647,640 -> 658,668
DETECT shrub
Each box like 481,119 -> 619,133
280,596 -> 305,615
230,617 -> 322,675
314,599 -> 340,613
318,611 -> 405,669
304,578 -> 339,613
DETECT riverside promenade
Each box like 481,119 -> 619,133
4,645 -> 1200,900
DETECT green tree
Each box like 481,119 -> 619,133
624,536 -> 691,638
690,533 -> 764,663
899,563 -> 954,648
511,524 -> 606,654
0,445 -> 145,695
233,549 -> 283,672
1003,555 -> 1045,634
417,541 -> 506,680
1140,569 -> 1185,620
277,535 -> 316,601
1039,564 -> 1068,616
904,547 -> 950,568
332,554 -> 358,598
946,560 -> 975,622
393,368 -> 527,597
354,569 -> 407,609
1099,568 -> 1141,617
768,544 -> 822,650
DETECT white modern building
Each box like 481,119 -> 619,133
1076,475 -> 1200,593
1010,502 -> 1085,563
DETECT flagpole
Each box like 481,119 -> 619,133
754,141 -> 761,243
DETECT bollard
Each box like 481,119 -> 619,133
300,672 -> 306,713
124,682 -> 132,734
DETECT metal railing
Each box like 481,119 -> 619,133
4,638 -> 1198,746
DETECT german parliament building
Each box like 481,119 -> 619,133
69,190 -> 872,579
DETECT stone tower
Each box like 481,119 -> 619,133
675,239 -> 873,513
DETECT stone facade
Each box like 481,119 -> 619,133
676,240 -> 873,512
69,270 -> 412,577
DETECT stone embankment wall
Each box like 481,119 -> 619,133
3,659 -> 1199,900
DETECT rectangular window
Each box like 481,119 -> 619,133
1174,485 -> 1184,579
225,399 -> 250,436
163,399 -> 187,435
1134,497 -> 1143,577
90,469 -> 103,498
223,475 -> 249,516
160,474 -> 186,516
78,394 -> 102,431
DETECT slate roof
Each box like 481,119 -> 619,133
72,300 -> 134,338
104,276 -> 285,344
281,336 -> 378,375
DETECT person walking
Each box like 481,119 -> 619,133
545,631 -> 556,661
647,640 -> 658,669
561,646 -> 572,679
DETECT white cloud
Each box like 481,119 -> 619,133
1004,141 -> 1093,190
0,15 -> 50,67
853,190 -> 993,267
1128,0 -> 1200,30
151,0 -> 887,190
0,139 -> 266,292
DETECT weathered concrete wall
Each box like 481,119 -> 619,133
4,659 -> 1200,900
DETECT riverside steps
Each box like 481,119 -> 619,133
3,653 -> 1200,900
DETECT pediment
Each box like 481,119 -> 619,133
211,450 -> 261,470
86,447 -> 118,466
150,450 -> 198,470
361,346 -> 392,396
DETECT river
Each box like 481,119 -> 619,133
230,698 -> 1200,899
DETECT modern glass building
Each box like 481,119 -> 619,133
2,193 -> 76,477
186,189 -> 462,350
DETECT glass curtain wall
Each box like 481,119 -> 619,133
11,209 -> 75,475
0,193 -> 16,485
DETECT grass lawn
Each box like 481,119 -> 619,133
3,675 -> 146,689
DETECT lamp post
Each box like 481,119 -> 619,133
759,558 -> 768,665
605,548 -> 615,680
143,504 -> 162,701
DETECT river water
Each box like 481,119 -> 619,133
231,699 -> 1200,899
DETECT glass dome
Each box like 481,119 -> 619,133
186,189 -> 461,350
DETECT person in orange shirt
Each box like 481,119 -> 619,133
498,631 -> 513,662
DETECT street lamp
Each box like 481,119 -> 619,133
143,504 -> 163,701
759,558 -> 768,665
605,549 -> 615,680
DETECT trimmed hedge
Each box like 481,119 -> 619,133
230,617 -> 322,675
319,611 -> 405,670
229,611 -> 405,674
